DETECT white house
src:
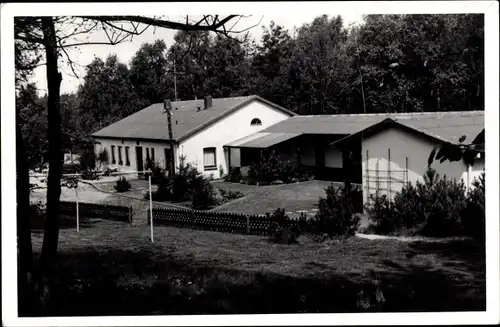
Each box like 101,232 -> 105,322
92,95 -> 295,179
328,111 -> 485,207
225,110 -> 484,208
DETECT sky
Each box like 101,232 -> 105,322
30,13 -> 365,95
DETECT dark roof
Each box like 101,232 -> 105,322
92,95 -> 295,142
262,111 -> 484,145
225,132 -> 301,149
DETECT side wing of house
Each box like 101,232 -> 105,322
94,137 -> 173,173
178,100 -> 292,179
361,126 -> 470,206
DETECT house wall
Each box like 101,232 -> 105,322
178,100 -> 291,179
94,137 -> 172,174
361,127 -> 469,207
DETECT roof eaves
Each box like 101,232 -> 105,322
177,96 -> 296,143
329,118 -> 453,147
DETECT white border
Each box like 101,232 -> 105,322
2,1 -> 499,326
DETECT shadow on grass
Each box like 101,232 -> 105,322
30,216 -> 102,233
20,242 -> 486,317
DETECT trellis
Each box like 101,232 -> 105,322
365,149 -> 409,204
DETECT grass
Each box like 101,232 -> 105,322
23,218 -> 486,316
211,180 -> 335,215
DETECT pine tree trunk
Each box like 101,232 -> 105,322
40,17 -> 63,279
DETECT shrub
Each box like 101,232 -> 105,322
309,181 -> 361,238
81,170 -> 99,180
97,148 -> 109,169
114,177 -> 131,192
191,176 -> 218,210
224,167 -> 242,183
267,208 -> 301,244
80,146 -> 97,172
366,168 -> 477,237
218,188 -> 244,203
462,172 -> 485,240
219,165 -> 225,179
247,150 -> 281,185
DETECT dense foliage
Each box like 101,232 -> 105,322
309,181 -> 362,238
365,169 -> 485,238
114,177 -> 131,193
17,14 -> 484,171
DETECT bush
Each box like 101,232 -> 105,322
366,168 -> 482,237
81,170 -> 99,180
309,181 -> 361,238
97,148 -> 109,168
267,208 -> 301,244
462,172 -> 485,240
80,146 -> 97,172
191,176 -> 218,210
247,151 -> 281,185
114,177 -> 131,192
245,151 -> 315,185
224,167 -> 242,183
218,188 -> 244,203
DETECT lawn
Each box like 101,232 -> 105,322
211,180 -> 335,216
23,218 -> 486,316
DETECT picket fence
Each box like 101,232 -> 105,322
149,207 -> 299,236
59,201 -> 133,223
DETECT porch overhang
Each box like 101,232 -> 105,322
224,132 -> 302,149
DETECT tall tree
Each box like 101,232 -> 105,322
251,22 -> 294,106
288,15 -> 352,114
168,30 -> 213,100
129,40 -> 173,105
14,14 -> 254,310
78,55 -> 139,120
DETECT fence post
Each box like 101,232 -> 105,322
75,187 -> 79,233
149,174 -> 154,243
246,215 -> 250,234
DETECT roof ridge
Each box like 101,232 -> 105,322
296,110 -> 484,118
150,95 -> 256,106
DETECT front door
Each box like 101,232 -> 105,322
136,146 -> 143,176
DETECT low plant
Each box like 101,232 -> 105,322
81,170 -> 99,180
219,165 -> 225,179
224,167 -> 242,183
309,181 -> 361,238
366,168 -> 483,237
267,208 -> 301,244
218,188 -> 244,203
114,177 -> 131,192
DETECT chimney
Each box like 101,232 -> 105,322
163,99 -> 172,114
204,95 -> 212,110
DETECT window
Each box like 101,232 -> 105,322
118,146 -> 123,165
151,148 -> 155,161
203,147 -> 217,170
146,148 -> 150,161
111,145 -> 116,164
251,118 -> 262,126
125,147 -> 130,166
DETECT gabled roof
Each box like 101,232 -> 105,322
328,111 -> 484,147
262,111 -> 484,144
92,95 -> 295,142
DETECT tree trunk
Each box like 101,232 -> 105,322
40,17 -> 63,279
16,119 -> 35,313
